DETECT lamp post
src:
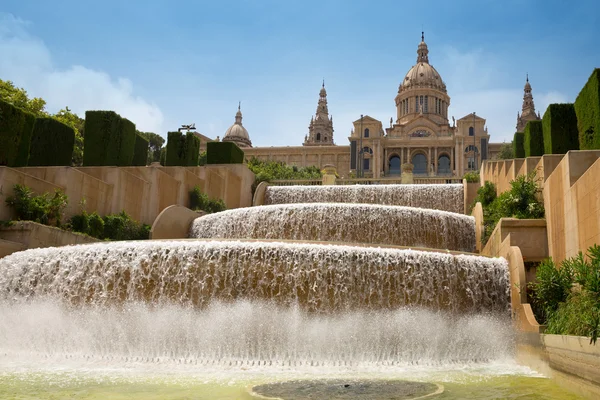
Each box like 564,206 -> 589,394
359,114 -> 364,178
178,123 -> 196,133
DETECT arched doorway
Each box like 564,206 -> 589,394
438,154 -> 451,175
389,155 -> 401,175
412,153 -> 427,175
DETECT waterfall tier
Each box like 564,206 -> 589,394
0,240 -> 508,313
190,203 -> 475,252
265,184 -> 464,214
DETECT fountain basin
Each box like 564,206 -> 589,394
190,203 -> 475,252
264,184 -> 464,214
0,240 -> 508,313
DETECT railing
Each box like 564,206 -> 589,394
269,179 -> 323,186
268,176 -> 463,186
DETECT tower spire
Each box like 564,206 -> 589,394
416,33 -> 429,63
421,31 -> 424,42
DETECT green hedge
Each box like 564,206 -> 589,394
542,103 -> 579,154
13,112 -> 37,167
0,99 -> 34,166
28,117 -> 75,166
165,131 -> 200,166
131,133 -> 149,166
524,121 -> 544,157
207,141 -> 244,164
513,132 -> 525,158
574,68 -> 600,149
83,111 -> 136,166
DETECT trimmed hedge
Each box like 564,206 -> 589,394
542,103 -> 579,154
132,133 -> 149,166
28,117 -> 75,166
207,141 -> 244,164
165,131 -> 200,166
513,132 -> 525,158
574,68 -> 600,149
13,112 -> 37,167
524,120 -> 544,157
83,111 -> 136,166
0,99 -> 35,166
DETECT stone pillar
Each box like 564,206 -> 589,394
321,164 -> 337,185
401,162 -> 414,184
450,146 -> 455,176
434,147 -> 438,176
428,147 -> 432,176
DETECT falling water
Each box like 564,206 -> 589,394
0,241 -> 508,313
264,184 -> 464,214
190,203 -> 475,252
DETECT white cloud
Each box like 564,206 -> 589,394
0,13 -> 163,133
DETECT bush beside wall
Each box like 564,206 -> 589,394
132,133 -> 150,166
83,111 -> 136,166
513,132 -> 525,158
524,120 -> 545,157
574,68 -> 600,149
13,112 -> 37,167
165,131 -> 200,166
0,99 -> 32,166
28,117 -> 75,166
206,141 -> 244,164
542,103 -> 579,154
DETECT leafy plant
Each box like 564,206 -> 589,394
528,259 -> 573,324
189,186 -> 226,213
5,184 -> 68,226
473,181 -> 497,207
246,157 -> 322,194
462,171 -> 479,183
69,210 -> 148,240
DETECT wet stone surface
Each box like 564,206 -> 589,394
251,379 -> 440,399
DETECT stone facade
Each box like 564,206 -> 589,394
241,34 -> 505,178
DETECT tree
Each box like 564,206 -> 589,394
496,142 -> 514,160
54,107 -> 85,166
138,131 -> 165,164
0,79 -> 47,116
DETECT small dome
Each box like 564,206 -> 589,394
223,104 -> 252,147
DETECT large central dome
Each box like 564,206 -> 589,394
399,35 -> 447,93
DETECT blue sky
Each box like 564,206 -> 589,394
1,0 -> 599,146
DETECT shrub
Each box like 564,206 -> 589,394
524,120 -> 544,157
574,68 -> 600,149
0,99 -> 34,166
166,131 -> 200,166
206,141 -> 244,165
88,212 -> 105,238
463,171 -> 479,183
83,111 -> 136,166
198,151 -> 207,166
5,184 -> 68,226
480,172 -> 545,245
132,133 -> 150,166
189,186 -> 227,213
542,103 -> 579,154
28,117 -> 76,166
473,181 -> 497,207
513,132 -> 525,158
70,210 -> 148,240
246,157 -> 322,194
13,111 -> 37,167
531,244 -> 600,344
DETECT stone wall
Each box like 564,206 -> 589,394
0,164 -> 255,226
480,150 -> 600,264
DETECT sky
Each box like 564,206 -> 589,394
1,0 -> 599,146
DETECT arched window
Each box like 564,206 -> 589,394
324,136 -> 327,142
469,127 -> 474,136
389,155 -> 401,175
438,155 -> 451,174
316,133 -> 321,141
465,145 -> 478,153
412,153 -> 427,175
362,147 -> 373,154
364,128 -> 370,138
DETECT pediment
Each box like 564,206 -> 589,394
352,115 -> 381,124
457,112 -> 485,122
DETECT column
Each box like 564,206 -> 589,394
450,146 -> 455,176
428,147 -> 432,176
434,147 -> 438,176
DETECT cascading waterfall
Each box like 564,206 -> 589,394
264,184 -> 464,214
190,203 -> 476,252
0,241 -> 508,313
0,182 -> 517,376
